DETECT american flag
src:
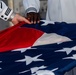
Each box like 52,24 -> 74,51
0,20 -> 76,75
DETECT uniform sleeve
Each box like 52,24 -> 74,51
0,1 -> 13,21
23,0 -> 40,13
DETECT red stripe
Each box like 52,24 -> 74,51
0,22 -> 44,52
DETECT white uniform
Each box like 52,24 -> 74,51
0,0 -> 13,21
23,0 -> 76,23
23,0 -> 40,13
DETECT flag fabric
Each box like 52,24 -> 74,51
0,20 -> 76,75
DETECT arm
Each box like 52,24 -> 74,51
23,0 -> 40,24
23,0 -> 40,13
0,1 -> 31,24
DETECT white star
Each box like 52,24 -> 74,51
12,47 -> 31,53
63,54 -> 76,60
0,61 -> 2,70
32,68 -> 58,75
40,20 -> 55,26
0,61 -> 2,63
19,65 -> 47,74
31,65 -> 47,73
51,68 -> 58,72
31,67 -> 58,75
19,66 -> 58,75
55,46 -> 76,55
19,69 -> 30,74
15,54 -> 44,65
33,70 -> 55,75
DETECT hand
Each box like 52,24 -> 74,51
26,12 -> 40,24
11,14 -> 31,25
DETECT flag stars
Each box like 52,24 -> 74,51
15,54 -> 44,65
40,20 -> 55,26
55,46 -> 76,55
0,61 -> 2,63
0,62 -> 2,70
63,54 -> 76,60
19,65 -> 47,74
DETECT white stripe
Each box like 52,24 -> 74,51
33,33 -> 71,46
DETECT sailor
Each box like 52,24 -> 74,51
23,0 -> 76,23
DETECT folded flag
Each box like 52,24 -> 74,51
0,20 -> 76,75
